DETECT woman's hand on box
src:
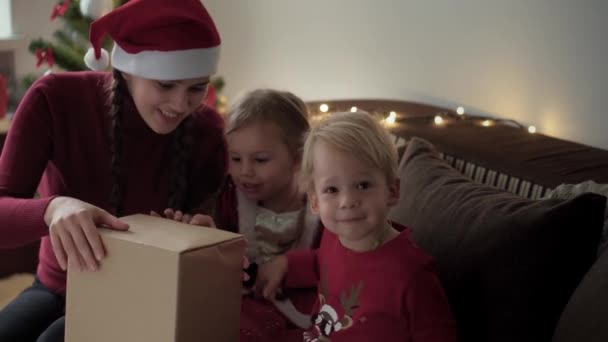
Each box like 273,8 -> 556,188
150,208 -> 216,227
256,255 -> 288,300
44,196 -> 130,272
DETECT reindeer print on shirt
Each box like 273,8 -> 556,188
304,268 -> 365,342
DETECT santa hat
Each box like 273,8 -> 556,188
84,0 -> 221,80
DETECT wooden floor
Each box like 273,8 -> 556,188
0,274 -> 34,309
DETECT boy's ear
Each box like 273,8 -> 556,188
309,192 -> 320,215
387,177 -> 400,207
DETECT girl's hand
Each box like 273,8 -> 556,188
150,208 -> 216,227
256,255 -> 288,300
152,209 -> 248,282
242,256 -> 252,283
44,196 -> 129,272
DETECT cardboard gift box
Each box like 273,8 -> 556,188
65,214 -> 245,342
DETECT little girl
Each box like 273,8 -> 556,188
156,89 -> 319,340
215,89 -> 321,341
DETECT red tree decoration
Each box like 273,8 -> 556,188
35,48 -> 55,69
50,0 -> 71,21
203,83 -> 217,109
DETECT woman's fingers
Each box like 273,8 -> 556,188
50,230 -> 67,271
80,215 -> 106,262
69,224 -> 97,271
44,198 -> 128,272
189,214 -> 216,227
57,228 -> 83,272
94,209 -> 129,231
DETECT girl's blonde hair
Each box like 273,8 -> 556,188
225,89 -> 310,157
301,111 -> 398,190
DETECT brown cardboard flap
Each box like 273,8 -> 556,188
176,238 -> 245,341
103,214 -> 242,253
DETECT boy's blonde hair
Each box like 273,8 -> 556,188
225,89 -> 310,157
301,111 -> 399,190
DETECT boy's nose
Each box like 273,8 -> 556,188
339,192 -> 360,209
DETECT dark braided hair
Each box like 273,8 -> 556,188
107,70 -> 194,216
168,115 -> 194,212
108,70 -> 127,216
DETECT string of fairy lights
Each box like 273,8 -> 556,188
310,103 -> 538,134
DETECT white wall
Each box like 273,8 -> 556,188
205,0 -> 608,149
0,0 -> 12,38
9,0 -> 60,79
8,0 -> 608,149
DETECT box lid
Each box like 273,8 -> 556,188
100,214 -> 242,253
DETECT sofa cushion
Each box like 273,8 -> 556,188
389,137 -> 605,342
552,246 -> 608,342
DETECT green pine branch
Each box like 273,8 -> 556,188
62,4 -> 91,46
53,29 -> 87,56
60,2 -> 114,56
114,0 -> 130,7
29,38 -> 87,71
63,2 -> 92,25
211,77 -> 225,92
63,20 -> 91,44
20,74 -> 39,90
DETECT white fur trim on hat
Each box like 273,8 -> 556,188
84,47 -> 110,71
111,43 -> 220,80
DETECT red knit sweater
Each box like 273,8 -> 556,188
0,72 -> 227,295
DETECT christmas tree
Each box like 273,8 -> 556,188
22,0 -> 126,88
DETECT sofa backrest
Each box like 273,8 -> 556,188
306,99 -> 608,190
389,137 -> 605,342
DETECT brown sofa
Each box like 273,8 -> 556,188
2,100 -> 608,341
391,137 -> 604,342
